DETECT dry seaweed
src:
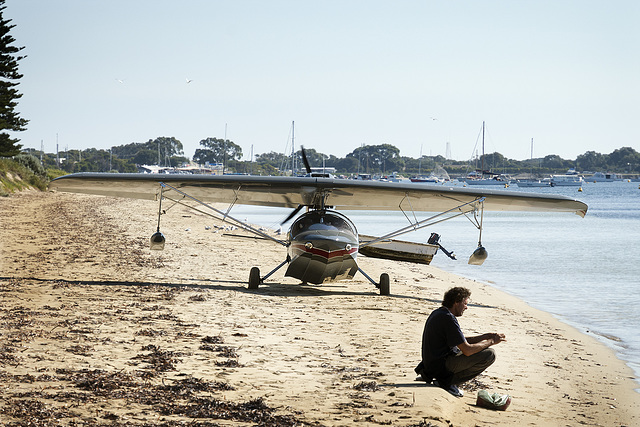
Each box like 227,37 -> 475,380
188,293 -> 207,302
160,376 -> 234,392
65,344 -> 93,356
201,335 -> 224,344
132,344 -> 183,372
0,398 -> 79,425
72,369 -> 141,393
200,344 -> 238,359
1,366 -> 318,427
214,359 -> 241,367
158,396 -> 323,426
0,345 -> 19,365
460,376 -> 490,393
353,380 -> 382,392
135,328 -> 168,337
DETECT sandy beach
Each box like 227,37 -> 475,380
1,190 -> 638,426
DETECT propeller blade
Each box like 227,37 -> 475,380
281,204 -> 304,225
300,146 -> 312,174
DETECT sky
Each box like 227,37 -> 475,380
5,0 -> 640,163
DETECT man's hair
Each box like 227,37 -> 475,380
442,287 -> 471,308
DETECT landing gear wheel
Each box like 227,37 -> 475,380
379,273 -> 390,296
248,267 -> 261,290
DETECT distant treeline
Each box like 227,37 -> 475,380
21,137 -> 640,177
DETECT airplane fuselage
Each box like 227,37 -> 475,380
286,210 -> 359,284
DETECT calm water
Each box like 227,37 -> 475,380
230,181 -> 640,386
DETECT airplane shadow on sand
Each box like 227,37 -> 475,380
2,276 -> 426,300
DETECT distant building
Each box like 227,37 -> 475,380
136,162 -> 224,174
310,167 -> 336,174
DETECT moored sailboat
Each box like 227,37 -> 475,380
464,122 -> 512,185
516,138 -> 551,187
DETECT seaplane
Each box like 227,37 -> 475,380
49,150 -> 587,295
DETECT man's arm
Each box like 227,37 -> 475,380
458,333 -> 506,356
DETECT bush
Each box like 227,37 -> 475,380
46,168 -> 67,180
14,153 -> 46,176
0,158 -> 49,194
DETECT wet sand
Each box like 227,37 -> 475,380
0,191 -> 638,426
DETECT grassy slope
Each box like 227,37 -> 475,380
0,158 -> 64,196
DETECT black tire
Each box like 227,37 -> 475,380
248,267 -> 261,290
379,273 -> 390,296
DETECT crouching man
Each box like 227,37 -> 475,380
416,287 -> 506,397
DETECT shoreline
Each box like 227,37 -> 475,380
432,267 -> 640,394
1,191 -> 638,425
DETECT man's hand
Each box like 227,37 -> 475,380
459,333 -> 506,356
490,333 -> 506,344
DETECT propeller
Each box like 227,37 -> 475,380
280,146 -> 313,225
281,204 -> 304,225
300,146 -> 312,175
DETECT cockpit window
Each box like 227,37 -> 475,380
291,211 -> 355,237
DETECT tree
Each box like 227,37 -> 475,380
541,154 -> 566,170
295,147 -> 328,170
346,144 -> 403,174
480,152 -> 508,171
154,136 -> 184,159
334,156 -> 359,173
132,149 -> 158,166
576,151 -> 605,171
254,151 -> 289,174
0,1 -> 28,157
607,147 -> 640,171
193,137 -> 243,164
111,137 -> 184,165
255,151 -> 288,165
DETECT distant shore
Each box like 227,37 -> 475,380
0,191 -> 638,426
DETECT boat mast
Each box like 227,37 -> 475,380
530,137 -> 535,179
530,137 -> 534,160
481,121 -> 485,174
291,120 -> 295,175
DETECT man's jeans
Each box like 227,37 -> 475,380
445,348 -> 496,385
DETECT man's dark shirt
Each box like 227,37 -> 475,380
421,306 -> 465,366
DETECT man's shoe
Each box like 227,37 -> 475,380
433,381 -> 463,397
444,384 -> 463,397
416,375 -> 436,384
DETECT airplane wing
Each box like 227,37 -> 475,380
49,173 -> 588,217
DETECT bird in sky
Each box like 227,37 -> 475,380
186,78 -> 193,84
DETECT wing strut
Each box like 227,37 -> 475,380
159,182 -> 288,247
222,185 -> 242,221
398,193 -> 420,232
361,197 -> 485,248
